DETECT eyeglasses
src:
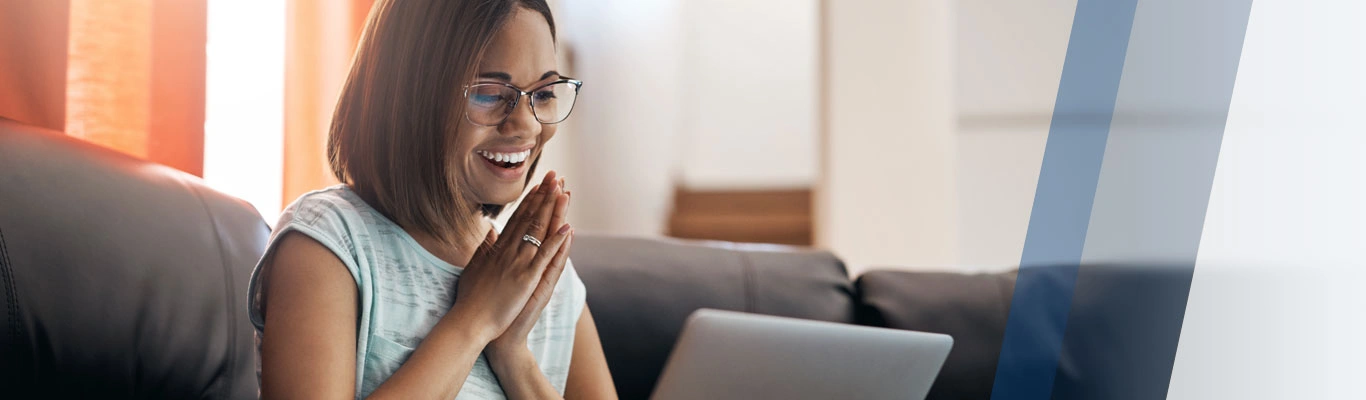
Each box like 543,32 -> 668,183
462,78 -> 582,126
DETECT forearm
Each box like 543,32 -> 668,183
488,346 -> 563,400
367,311 -> 494,400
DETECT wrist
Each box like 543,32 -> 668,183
486,344 -> 536,376
487,333 -> 527,355
442,304 -> 500,345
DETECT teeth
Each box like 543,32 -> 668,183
479,149 -> 532,164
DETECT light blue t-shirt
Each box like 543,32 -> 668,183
247,185 -> 587,399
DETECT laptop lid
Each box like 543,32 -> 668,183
651,309 -> 954,400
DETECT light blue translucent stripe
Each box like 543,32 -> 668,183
992,0 -> 1254,399
989,1 -> 1138,399
1053,0 -> 1253,398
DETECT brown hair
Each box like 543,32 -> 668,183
328,0 -> 555,245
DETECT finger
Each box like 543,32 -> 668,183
502,171 -> 557,249
527,222 -> 572,273
545,187 -> 570,246
494,186 -> 538,251
506,171 -> 555,232
541,233 -> 572,292
496,192 -> 548,253
523,178 -> 564,250
528,233 -> 573,310
514,188 -> 560,259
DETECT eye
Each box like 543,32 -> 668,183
532,89 -> 557,103
468,86 -> 511,109
471,93 -> 501,106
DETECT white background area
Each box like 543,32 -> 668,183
954,0 -> 1075,270
203,0 -> 285,223
557,0 -> 1078,273
1168,0 -> 1366,398
678,0 -> 818,190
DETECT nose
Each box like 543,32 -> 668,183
499,93 -> 542,138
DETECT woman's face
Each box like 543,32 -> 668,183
454,7 -> 560,206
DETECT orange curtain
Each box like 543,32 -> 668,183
0,0 -> 205,175
0,0 -> 69,131
147,0 -> 208,176
63,0 -> 207,176
65,0 -> 153,161
5,0 -> 370,194
282,0 -> 373,204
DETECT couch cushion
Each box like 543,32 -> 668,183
0,119 -> 268,399
570,235 -> 854,400
855,269 -> 1017,400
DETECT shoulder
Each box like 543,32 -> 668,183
263,185 -> 385,279
282,185 -> 370,228
249,186 -> 373,329
274,185 -> 377,251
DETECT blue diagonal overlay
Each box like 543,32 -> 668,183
1052,0 -> 1253,399
989,1 -> 1138,399
992,0 -> 1254,399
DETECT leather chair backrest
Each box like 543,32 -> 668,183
0,118 -> 268,399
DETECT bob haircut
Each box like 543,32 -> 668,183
328,0 -> 555,245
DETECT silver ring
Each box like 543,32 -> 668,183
521,234 -> 542,247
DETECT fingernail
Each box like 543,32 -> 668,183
557,223 -> 572,235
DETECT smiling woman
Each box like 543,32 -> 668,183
326,0 -> 576,240
250,0 -> 616,399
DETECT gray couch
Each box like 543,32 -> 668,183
0,117 -> 1016,399
571,236 -> 1015,400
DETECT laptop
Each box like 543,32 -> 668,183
650,309 -> 953,400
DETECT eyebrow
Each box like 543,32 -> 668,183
476,70 -> 561,83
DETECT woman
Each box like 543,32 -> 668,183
246,0 -> 617,398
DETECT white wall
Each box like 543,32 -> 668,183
819,0 -> 959,274
954,0 -> 1076,270
557,0 -> 1079,274
557,0 -> 820,235
678,0 -> 819,190
1168,1 -> 1366,397
558,0 -> 684,236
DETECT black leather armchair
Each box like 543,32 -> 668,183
0,118 -> 268,399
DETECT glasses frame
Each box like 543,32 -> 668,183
461,78 -> 583,126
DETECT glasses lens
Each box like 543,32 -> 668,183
530,82 -> 579,124
466,85 -> 516,125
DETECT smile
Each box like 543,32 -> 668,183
478,149 -> 532,169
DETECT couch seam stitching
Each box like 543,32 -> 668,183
739,252 -> 757,313
0,226 -> 20,361
185,182 -> 238,399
